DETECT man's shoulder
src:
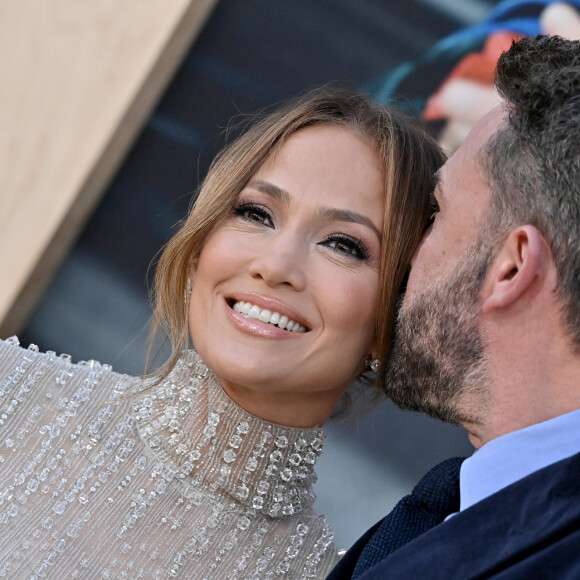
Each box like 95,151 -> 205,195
449,450 -> 580,534
358,452 -> 580,579
484,448 -> 580,501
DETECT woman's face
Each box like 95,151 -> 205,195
188,124 -> 384,427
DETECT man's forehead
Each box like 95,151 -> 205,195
440,107 -> 505,187
463,106 -> 506,157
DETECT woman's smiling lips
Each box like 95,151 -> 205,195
233,300 -> 307,332
225,294 -> 309,336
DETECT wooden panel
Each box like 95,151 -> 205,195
0,0 -> 218,336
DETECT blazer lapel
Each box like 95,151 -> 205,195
360,451 -> 580,579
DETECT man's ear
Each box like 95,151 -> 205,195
482,225 -> 547,314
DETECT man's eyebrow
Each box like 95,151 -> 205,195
247,179 -> 290,204
430,170 -> 445,208
317,207 -> 381,238
433,169 -> 442,193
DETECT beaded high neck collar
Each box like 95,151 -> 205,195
133,350 -> 326,518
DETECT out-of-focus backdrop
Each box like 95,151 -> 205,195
4,0 -> 579,549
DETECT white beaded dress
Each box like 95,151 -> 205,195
0,337 -> 340,579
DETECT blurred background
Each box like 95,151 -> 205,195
5,0 -> 579,549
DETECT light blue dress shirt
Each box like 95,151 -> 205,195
457,408 -> 580,513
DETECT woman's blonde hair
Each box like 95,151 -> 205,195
151,88 -> 445,396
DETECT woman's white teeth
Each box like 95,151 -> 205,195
233,301 -> 306,332
258,309 -> 271,323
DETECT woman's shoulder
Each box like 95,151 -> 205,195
0,336 -> 139,400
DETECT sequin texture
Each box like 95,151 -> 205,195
0,338 -> 339,578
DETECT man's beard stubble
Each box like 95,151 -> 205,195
382,240 -> 494,427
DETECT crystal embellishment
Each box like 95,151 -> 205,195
223,450 -> 237,463
0,340 -> 338,579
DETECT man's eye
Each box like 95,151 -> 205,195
233,203 -> 274,227
319,235 -> 369,260
427,193 -> 440,227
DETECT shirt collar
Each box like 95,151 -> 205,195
459,409 -> 580,512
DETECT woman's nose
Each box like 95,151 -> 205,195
248,236 -> 307,291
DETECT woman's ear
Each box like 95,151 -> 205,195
482,225 -> 547,314
184,264 -> 195,304
187,259 -> 197,280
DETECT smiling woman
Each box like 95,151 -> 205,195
155,89 -> 445,411
0,89 -> 444,578
188,124 -> 385,428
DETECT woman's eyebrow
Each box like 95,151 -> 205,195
247,179 -> 380,238
317,207 -> 381,238
247,179 -> 290,204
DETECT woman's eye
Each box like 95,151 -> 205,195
319,235 -> 369,260
233,203 -> 274,228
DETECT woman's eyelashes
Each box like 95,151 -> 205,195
318,234 -> 369,261
232,201 -> 274,228
232,199 -> 371,261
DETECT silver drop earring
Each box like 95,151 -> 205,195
184,277 -> 192,304
366,357 -> 380,373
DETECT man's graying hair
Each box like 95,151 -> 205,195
481,35 -> 580,348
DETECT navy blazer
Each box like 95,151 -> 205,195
328,451 -> 580,579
